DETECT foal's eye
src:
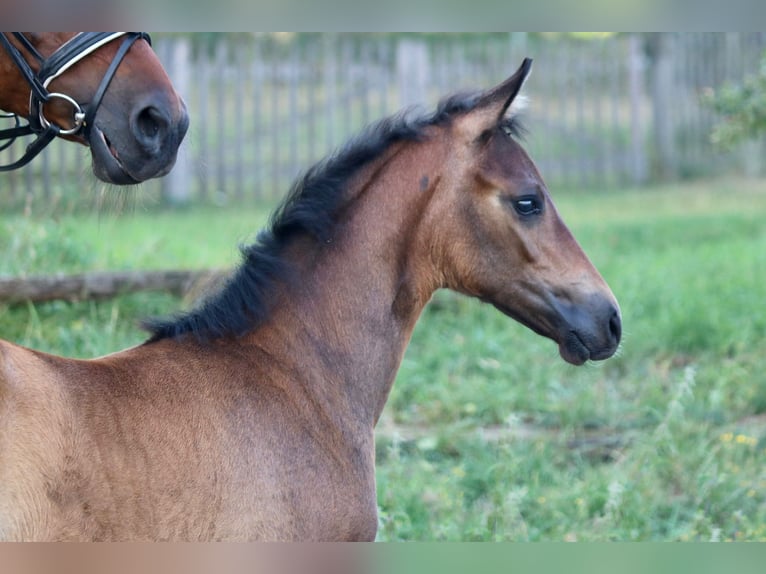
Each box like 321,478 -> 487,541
512,196 -> 542,217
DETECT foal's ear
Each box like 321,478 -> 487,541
462,58 -> 533,136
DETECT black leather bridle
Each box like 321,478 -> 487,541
0,32 -> 151,171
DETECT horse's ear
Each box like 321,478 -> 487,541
462,58 -> 533,136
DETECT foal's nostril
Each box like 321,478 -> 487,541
608,309 -> 622,346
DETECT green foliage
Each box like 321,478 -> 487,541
705,53 -> 766,147
0,218 -> 98,276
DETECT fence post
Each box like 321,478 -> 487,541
628,34 -> 649,185
323,34 -> 337,155
646,33 -> 676,181
509,32 -> 528,61
742,138 -> 766,178
396,38 -> 429,108
162,36 -> 192,205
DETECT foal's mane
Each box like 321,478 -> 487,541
143,90 -> 525,342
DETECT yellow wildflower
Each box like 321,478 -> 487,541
735,434 -> 757,447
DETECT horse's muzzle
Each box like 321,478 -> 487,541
90,96 -> 189,185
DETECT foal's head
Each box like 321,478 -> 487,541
425,59 -> 621,365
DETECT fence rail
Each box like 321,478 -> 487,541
2,33 -> 765,208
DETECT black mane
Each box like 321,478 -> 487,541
143,91 -> 525,342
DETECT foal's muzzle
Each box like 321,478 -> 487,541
554,294 -> 621,365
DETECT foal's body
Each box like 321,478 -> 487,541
0,61 -> 621,540
0,338 -> 377,540
1,140 -> 436,541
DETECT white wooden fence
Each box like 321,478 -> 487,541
2,33 -> 765,208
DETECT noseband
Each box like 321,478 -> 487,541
0,32 -> 151,172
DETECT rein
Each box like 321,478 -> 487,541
0,32 -> 151,172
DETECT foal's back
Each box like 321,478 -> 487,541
0,339 -> 221,539
0,338 -> 375,540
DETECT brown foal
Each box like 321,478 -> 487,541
0,59 -> 620,540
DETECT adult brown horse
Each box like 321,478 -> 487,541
0,59 -> 620,541
0,32 -> 188,184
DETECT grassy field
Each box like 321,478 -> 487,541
1,177 -> 765,541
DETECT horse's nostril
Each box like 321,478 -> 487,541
136,106 -> 164,141
608,309 -> 622,345
132,105 -> 172,155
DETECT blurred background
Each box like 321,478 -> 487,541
2,32 -> 766,208
1,33 -> 765,541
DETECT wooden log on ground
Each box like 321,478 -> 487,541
0,269 -> 226,304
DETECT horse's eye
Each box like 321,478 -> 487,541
512,196 -> 542,217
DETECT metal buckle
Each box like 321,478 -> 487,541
37,92 -> 85,135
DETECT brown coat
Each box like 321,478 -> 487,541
0,60 -> 620,540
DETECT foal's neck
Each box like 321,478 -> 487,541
253,141 -> 443,430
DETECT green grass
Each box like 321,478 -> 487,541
1,178 -> 765,540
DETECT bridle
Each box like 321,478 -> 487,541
0,32 -> 151,171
